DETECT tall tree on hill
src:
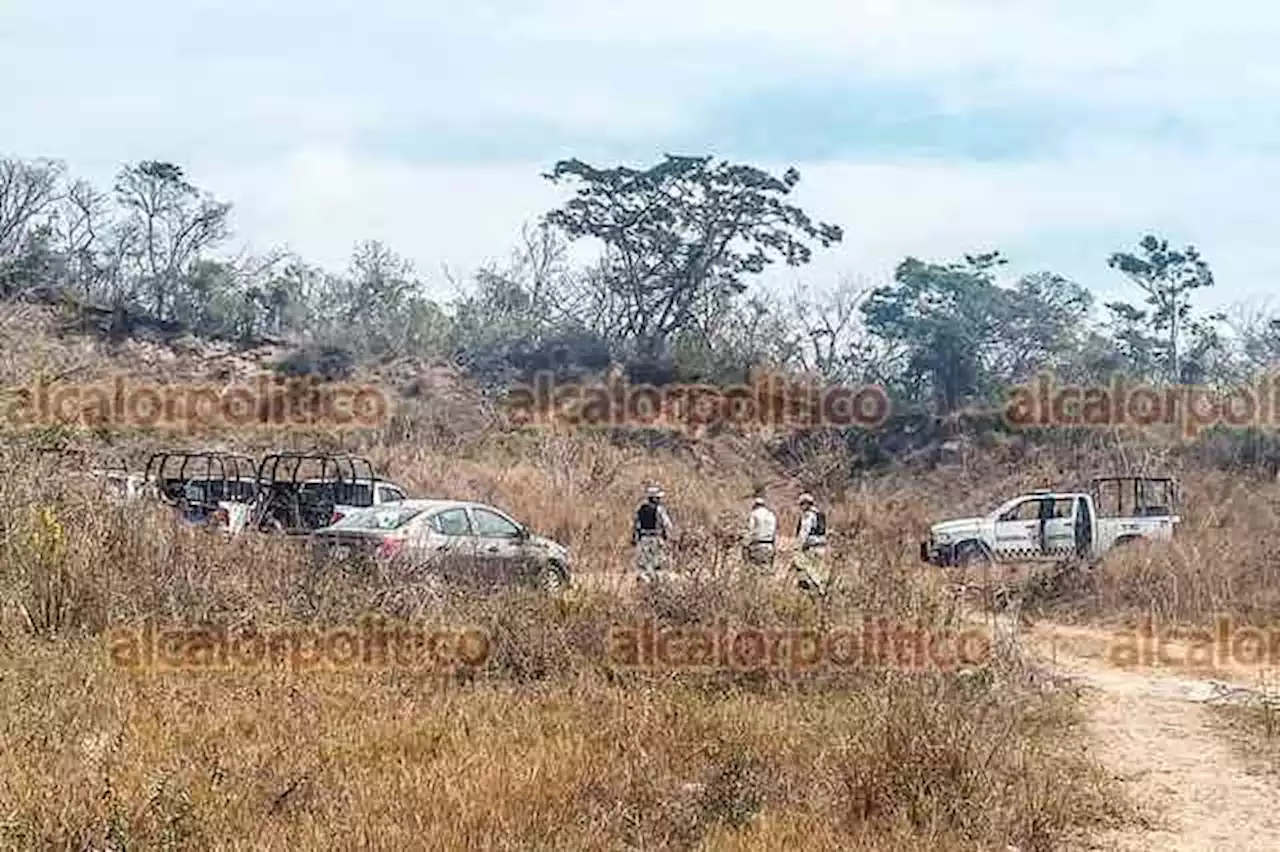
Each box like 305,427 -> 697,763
113,160 -> 231,319
541,154 -> 843,358
0,158 -> 63,258
0,158 -> 65,296
1106,234 -> 1215,382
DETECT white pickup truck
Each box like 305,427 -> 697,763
920,476 -> 1180,567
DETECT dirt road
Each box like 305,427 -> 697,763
1016,618 -> 1280,851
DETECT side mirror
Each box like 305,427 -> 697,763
517,525 -> 530,541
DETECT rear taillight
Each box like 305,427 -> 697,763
213,508 -> 229,528
376,536 -> 406,559
330,511 -> 344,525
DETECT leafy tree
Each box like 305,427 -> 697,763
987,271 -> 1094,382
862,252 -> 1092,413
317,241 -> 451,359
861,252 -> 1006,414
542,154 -> 842,356
1107,234 -> 1214,381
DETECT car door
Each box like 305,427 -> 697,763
469,506 -> 530,584
1041,498 -> 1077,557
993,498 -> 1042,560
419,507 -> 477,580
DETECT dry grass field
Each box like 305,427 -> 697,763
9,301 -> 1280,849
0,435 -> 1136,851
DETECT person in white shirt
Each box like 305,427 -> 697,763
744,495 -> 777,573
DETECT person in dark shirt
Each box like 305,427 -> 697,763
632,485 -> 673,581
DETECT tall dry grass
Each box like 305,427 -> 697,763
0,440 -> 1130,850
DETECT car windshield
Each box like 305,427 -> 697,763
330,506 -> 423,531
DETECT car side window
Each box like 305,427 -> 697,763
378,485 -> 405,503
1000,500 -> 1040,522
472,508 -> 521,538
430,508 -> 473,536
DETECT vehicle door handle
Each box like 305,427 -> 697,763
486,545 -> 498,552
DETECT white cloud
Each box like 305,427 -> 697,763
3,0 -> 1278,312
209,150 -> 564,296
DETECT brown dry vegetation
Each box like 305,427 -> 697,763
23,303 -> 1280,849
0,430 -> 1138,851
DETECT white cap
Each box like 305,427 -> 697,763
798,492 -> 814,505
646,485 -> 664,498
752,496 -> 766,506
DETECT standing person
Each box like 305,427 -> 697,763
632,485 -> 673,581
744,495 -> 777,574
791,492 -> 829,593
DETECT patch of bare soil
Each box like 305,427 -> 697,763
1021,619 -> 1280,851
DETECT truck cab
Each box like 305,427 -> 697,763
920,476 -> 1179,567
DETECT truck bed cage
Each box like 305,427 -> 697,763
1089,475 -> 1177,518
254,452 -> 376,486
144,451 -> 258,506
251,452 -> 380,533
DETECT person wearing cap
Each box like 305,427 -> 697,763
744,494 -> 777,573
632,484 -> 673,580
792,492 -> 829,593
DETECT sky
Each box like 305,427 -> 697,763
4,0 -> 1279,318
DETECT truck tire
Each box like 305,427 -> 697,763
954,540 -> 993,568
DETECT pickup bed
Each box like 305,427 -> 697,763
920,476 -> 1179,567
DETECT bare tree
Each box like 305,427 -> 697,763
113,161 -> 231,317
0,158 -> 65,257
55,178 -> 111,300
1225,298 -> 1280,374
786,275 -> 875,381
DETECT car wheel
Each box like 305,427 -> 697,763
540,562 -> 568,593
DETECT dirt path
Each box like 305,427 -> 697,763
1017,618 -> 1280,851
